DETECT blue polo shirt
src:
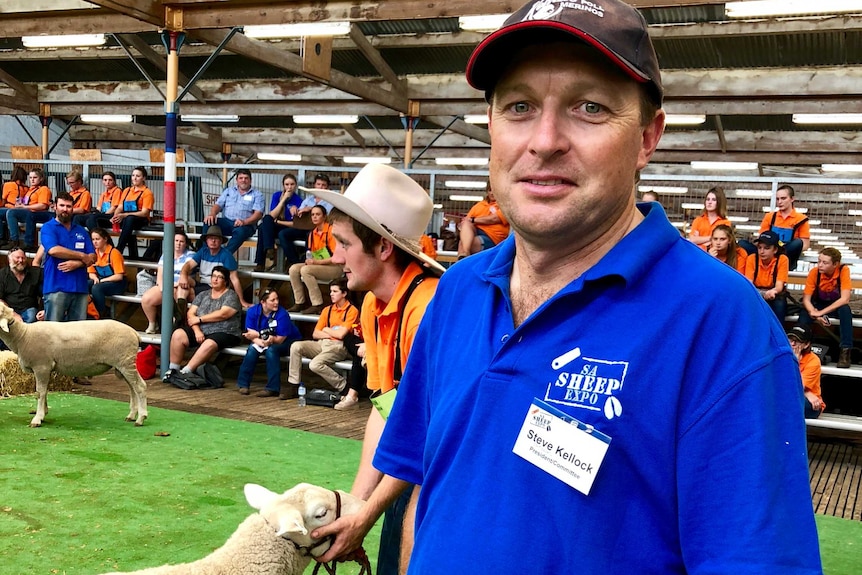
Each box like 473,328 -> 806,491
244,303 -> 299,341
269,191 -> 303,221
299,195 -> 333,214
41,218 -> 94,295
375,204 -> 821,574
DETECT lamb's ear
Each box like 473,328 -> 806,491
0,317 -> 9,333
244,484 -> 278,510
275,507 -> 307,537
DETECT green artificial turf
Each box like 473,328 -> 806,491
816,514 -> 862,575
0,393 -> 378,574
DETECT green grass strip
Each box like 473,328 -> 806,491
0,393 -> 379,574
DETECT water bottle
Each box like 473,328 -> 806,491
298,383 -> 306,407
305,249 -> 313,262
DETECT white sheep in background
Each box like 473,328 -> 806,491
99,482 -> 364,575
0,301 -> 147,427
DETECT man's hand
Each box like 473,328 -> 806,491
204,214 -> 216,225
82,253 -> 96,266
312,514 -> 371,563
58,260 -> 82,272
233,218 -> 244,228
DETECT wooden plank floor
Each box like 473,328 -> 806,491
73,373 -> 369,441
74,374 -> 862,520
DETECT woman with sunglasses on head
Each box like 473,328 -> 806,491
236,287 -> 301,397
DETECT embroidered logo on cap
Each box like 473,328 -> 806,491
524,0 -> 605,22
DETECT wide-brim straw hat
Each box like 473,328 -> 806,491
300,164 -> 445,274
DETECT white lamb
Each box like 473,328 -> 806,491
99,482 -> 363,575
0,301 -> 147,427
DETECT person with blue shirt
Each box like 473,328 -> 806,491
253,173 -> 306,271
296,173 -> 334,216
236,287 -> 301,397
178,226 -> 251,316
40,191 -> 96,321
315,1 -> 822,573
203,168 -> 264,254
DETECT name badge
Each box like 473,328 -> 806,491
268,319 -> 277,327
75,242 -> 85,249
512,398 -> 611,496
243,194 -> 253,201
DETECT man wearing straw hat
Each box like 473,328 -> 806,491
308,162 -> 443,574
318,0 -> 821,573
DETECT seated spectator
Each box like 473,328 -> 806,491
287,205 -> 343,314
166,265 -> 241,378
0,246 -> 42,324
113,166 -> 155,260
420,234 -> 438,260
708,224 -> 746,274
286,279 -> 359,395
296,173 -> 335,217
457,189 -> 509,259
787,325 -> 825,419
86,227 -> 126,319
141,230 -> 195,334
254,173 -> 305,271
640,190 -> 659,203
0,166 -> 27,243
3,167 -> 52,252
77,171 -> 121,231
178,226 -> 251,314
236,287 -> 301,397
689,187 -> 731,249
334,327 -> 367,411
203,168 -> 264,254
798,247 -> 854,368
741,184 -> 810,271
66,170 -> 92,220
744,231 -> 789,321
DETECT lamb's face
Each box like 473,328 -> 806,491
244,483 -> 363,554
0,301 -> 15,333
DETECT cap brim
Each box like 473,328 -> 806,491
303,186 -> 445,275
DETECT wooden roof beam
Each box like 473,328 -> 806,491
85,0 -> 163,27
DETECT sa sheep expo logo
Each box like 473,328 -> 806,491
545,346 -> 626,421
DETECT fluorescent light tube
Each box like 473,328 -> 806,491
244,22 -> 351,39
822,163 -> 862,172
726,0 -> 862,18
728,216 -> 750,222
434,157 -> 489,166
294,115 -> 359,124
637,185 -> 688,194
463,115 -> 489,125
665,114 -> 706,126
23,34 -> 106,48
459,14 -> 511,32
681,203 -> 705,210
691,161 -> 758,171
793,113 -> 862,125
445,180 -> 487,189
735,189 -> 772,198
343,156 -> 391,164
80,114 -> 133,123
180,114 -> 239,122
449,195 -> 485,202
257,153 -> 302,162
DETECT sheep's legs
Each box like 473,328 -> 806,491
116,366 -> 148,425
30,370 -> 51,427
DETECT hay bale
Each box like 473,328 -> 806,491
0,350 -> 75,397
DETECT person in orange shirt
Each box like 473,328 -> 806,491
457,190 -> 509,259
787,325 -> 825,419
86,227 -> 126,319
741,184 -> 810,271
287,204 -> 343,314
689,186 -> 731,250
65,170 -> 92,218
0,166 -> 27,243
708,224 -> 746,274
744,230 -> 789,321
798,247 -> 854,368
77,171 -> 121,230
112,166 -> 155,260
4,167 -> 52,252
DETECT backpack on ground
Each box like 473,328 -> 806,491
305,388 -> 340,408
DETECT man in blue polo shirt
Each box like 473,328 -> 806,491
315,1 -> 822,573
203,168 -> 264,254
41,191 -> 95,321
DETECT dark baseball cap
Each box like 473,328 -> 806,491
787,325 -> 812,344
466,0 -> 663,105
754,230 -> 780,247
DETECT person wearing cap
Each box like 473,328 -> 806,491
178,225 -> 251,315
787,325 -> 826,418
741,184 -> 810,271
355,1 -> 820,573
744,230 -> 790,321
457,189 -> 510,259
308,163 -> 443,574
798,247 -> 854,368
203,168 -> 265,255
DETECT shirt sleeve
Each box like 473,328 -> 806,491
141,188 -> 155,211
110,248 -> 125,274
804,268 -> 817,295
777,255 -> 789,283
